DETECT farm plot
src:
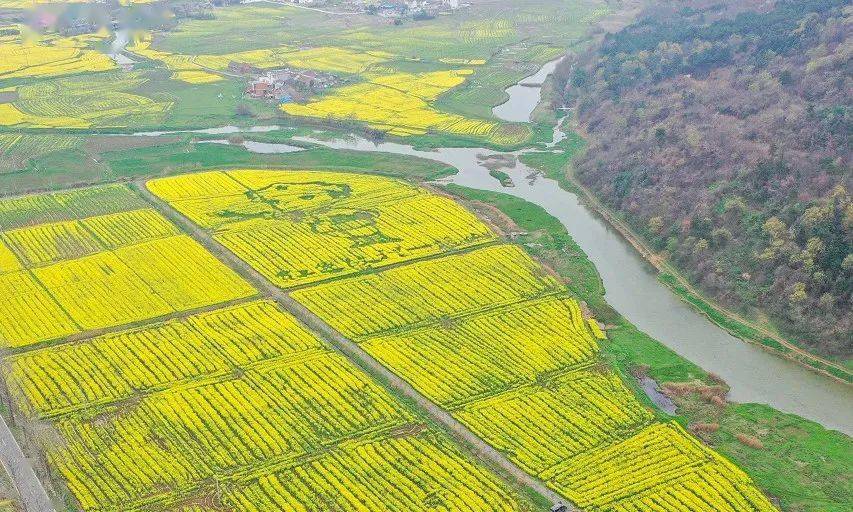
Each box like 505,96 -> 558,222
292,243 -> 563,338
0,72 -> 172,129
0,186 -> 254,348
0,26 -> 114,81
129,32 -> 392,83
362,296 -> 599,409
148,170 -> 496,288
6,300 -> 321,418
282,69 -> 499,139
4,299 -> 528,511
0,134 -> 81,173
0,183 -> 146,230
541,422 -> 777,511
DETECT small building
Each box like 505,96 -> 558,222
551,503 -> 568,512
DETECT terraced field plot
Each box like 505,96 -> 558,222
148,169 -> 497,288
0,185 -> 254,348
0,26 -> 114,81
5,300 -> 529,511
154,169 -> 777,511
0,72 -> 173,129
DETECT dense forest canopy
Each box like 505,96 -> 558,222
562,0 -> 852,357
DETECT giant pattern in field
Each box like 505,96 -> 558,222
276,170 -> 776,511
148,170 -> 497,288
0,186 -> 255,348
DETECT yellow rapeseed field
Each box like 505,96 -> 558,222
0,187 -> 255,348
1,172 -> 776,512
251,170 -> 776,512
282,70 -> 499,138
148,169 -> 497,288
129,32 -> 391,83
292,244 -> 563,338
0,25 -> 114,80
5,299 -> 527,511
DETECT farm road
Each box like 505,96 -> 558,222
134,180 -> 573,509
0,415 -> 55,512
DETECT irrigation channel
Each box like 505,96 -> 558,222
130,62 -> 852,436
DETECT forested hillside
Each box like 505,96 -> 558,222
562,0 -> 851,358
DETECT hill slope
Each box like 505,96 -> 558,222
563,0 -> 851,360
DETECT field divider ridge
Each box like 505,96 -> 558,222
5,294 -> 262,356
131,179 -> 575,510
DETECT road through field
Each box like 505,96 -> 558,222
134,180 -> 572,509
0,415 -> 54,512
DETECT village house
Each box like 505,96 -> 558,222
245,68 -> 339,103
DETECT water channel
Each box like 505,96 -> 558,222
131,62 -> 852,435
492,57 -> 562,123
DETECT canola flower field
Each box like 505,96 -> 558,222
6,299 -> 528,511
0,179 -> 535,511
129,32 -> 393,84
0,185 -> 254,348
149,169 -> 778,512
0,25 -> 114,81
281,69 -> 501,139
148,169 -> 497,288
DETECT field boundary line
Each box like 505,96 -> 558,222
6,295 -> 261,356
132,178 -> 574,509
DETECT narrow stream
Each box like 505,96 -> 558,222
492,57 -> 562,123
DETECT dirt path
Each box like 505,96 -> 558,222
0,415 -> 54,512
133,180 -> 572,509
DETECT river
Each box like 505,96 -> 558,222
287,131 -> 852,435
130,62 -> 852,435
492,57 -> 563,123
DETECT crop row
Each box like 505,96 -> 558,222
363,296 -> 599,408
292,244 -> 562,338
7,300 -> 321,417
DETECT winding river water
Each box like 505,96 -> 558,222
492,57 -> 562,123
289,131 -> 852,435
133,62 -> 852,434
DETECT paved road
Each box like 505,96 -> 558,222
0,415 -> 55,512
135,180 -> 573,509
